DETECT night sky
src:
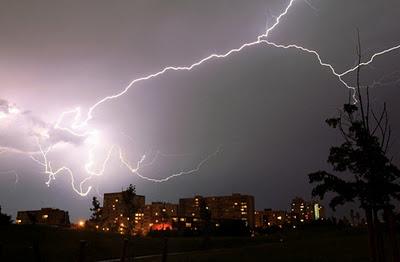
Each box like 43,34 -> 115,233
1,0 -> 399,222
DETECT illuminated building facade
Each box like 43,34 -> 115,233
101,192 -> 145,235
143,202 -> 178,233
16,208 -> 70,227
254,209 -> 290,228
290,197 -> 325,222
178,193 -> 255,228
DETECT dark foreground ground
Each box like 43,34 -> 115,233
0,225 -> 371,262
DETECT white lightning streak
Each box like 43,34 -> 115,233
57,0 -> 400,132
0,146 -> 42,156
59,0 -> 298,130
0,170 -> 19,184
27,0 -> 400,196
119,147 -> 221,183
32,141 -> 115,196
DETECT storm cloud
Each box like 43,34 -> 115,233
0,0 -> 399,221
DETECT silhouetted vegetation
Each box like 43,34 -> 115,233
122,184 -> 138,235
88,196 -> 103,230
0,206 -> 12,225
308,37 -> 400,262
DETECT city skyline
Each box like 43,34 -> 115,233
14,189 -> 324,229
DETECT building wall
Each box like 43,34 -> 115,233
16,208 -> 70,226
101,192 -> 145,234
255,209 -> 290,228
143,202 -> 178,233
178,193 -> 255,228
290,197 -> 325,222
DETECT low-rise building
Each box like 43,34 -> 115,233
143,202 -> 178,233
16,208 -> 70,227
255,209 -> 290,228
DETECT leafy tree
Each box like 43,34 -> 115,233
308,40 -> 400,262
121,184 -> 138,235
0,205 -> 13,225
89,196 -> 103,227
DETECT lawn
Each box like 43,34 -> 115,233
0,225 -> 371,261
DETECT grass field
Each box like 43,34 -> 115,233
0,225 -> 371,262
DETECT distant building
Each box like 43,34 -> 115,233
143,202 -> 178,233
179,193 -> 255,228
312,201 -> 325,220
16,208 -> 70,227
101,191 -> 145,235
290,197 -> 325,222
254,209 -> 290,228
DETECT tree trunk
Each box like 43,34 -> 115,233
373,208 -> 385,262
384,207 -> 399,262
161,237 -> 168,262
77,240 -> 87,262
120,238 -> 128,262
366,208 -> 378,262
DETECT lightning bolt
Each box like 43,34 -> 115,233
119,147 -> 222,183
55,0 -> 400,131
0,170 -> 19,184
6,0 -> 399,195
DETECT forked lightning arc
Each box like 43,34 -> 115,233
2,0 -> 400,196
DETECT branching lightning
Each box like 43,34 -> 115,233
119,147 -> 222,183
1,0 -> 399,196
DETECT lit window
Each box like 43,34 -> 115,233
42,214 -> 48,219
